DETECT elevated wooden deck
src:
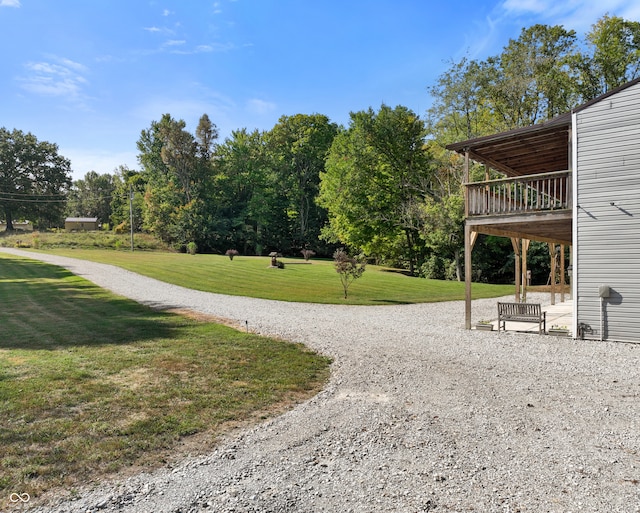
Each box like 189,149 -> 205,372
465,171 -> 572,245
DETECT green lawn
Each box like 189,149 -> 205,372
30,248 -> 515,304
0,253 -> 330,500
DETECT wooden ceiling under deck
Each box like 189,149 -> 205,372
468,210 -> 572,246
447,113 -> 572,178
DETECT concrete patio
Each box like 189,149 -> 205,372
478,299 -> 573,336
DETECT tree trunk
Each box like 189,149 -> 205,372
4,207 -> 14,231
454,248 -> 462,281
405,229 -> 415,276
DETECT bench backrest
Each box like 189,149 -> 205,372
497,302 -> 541,316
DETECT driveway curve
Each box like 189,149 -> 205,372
2,248 -> 639,513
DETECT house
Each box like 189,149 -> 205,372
65,217 -> 99,232
447,77 -> 640,343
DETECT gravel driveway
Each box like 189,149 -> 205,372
3,248 -> 640,513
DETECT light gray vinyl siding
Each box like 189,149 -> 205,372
575,82 -> 640,342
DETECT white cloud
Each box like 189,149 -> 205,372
169,42 -> 235,55
164,39 -> 186,46
144,26 -> 162,33
199,42 -> 234,52
246,98 -> 277,116
19,57 -> 89,101
0,0 -> 21,7
502,0 -> 549,14
500,0 -> 637,31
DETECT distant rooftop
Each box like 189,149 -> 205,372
65,217 -> 98,223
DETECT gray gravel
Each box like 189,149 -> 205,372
3,248 -> 640,513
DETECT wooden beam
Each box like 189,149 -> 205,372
470,230 -> 478,250
464,223 -> 473,330
560,244 -> 565,303
464,151 -> 470,218
511,237 -> 521,302
467,224 -> 572,246
549,243 -> 556,306
522,239 -> 530,302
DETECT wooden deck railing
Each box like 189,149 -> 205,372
466,170 -> 571,216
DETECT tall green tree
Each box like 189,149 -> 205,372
195,113 -> 218,162
137,114 -> 218,248
428,57 -> 496,143
210,128 -> 275,254
66,171 -> 115,224
575,14 -> 640,99
482,24 -> 579,128
319,105 -> 434,274
110,166 -> 146,232
0,127 -> 71,230
265,114 -> 338,251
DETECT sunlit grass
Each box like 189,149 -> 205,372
0,254 -> 330,499
27,248 -> 515,304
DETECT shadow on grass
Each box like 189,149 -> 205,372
380,268 -> 414,277
0,256 -> 181,350
371,299 -> 414,305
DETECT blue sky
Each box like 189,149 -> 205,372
1,0 -> 639,180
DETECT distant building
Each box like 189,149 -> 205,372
65,217 -> 99,231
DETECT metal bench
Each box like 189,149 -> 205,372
497,302 -> 546,334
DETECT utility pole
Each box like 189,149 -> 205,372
129,184 -> 134,252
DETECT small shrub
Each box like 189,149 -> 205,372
301,249 -> 316,261
187,242 -> 197,255
277,260 -> 285,269
226,249 -> 239,260
419,255 -> 446,280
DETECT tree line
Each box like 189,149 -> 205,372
2,15 -> 639,283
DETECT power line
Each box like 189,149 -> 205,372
0,196 -> 69,203
0,192 -> 132,203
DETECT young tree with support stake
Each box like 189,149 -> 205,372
333,248 -> 366,299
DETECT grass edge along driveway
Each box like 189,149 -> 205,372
0,253 -> 331,503
29,248 -> 516,305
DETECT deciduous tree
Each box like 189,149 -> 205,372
66,171 -> 115,224
137,114 -> 218,249
333,248 -> 366,299
319,105 -> 434,274
0,128 -> 71,230
575,14 -> 640,99
265,114 -> 338,251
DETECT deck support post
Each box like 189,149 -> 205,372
549,242 -> 557,306
511,238 -> 521,302
522,239 -> 530,303
560,244 -> 566,303
464,224 -> 475,329
464,149 -> 472,330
